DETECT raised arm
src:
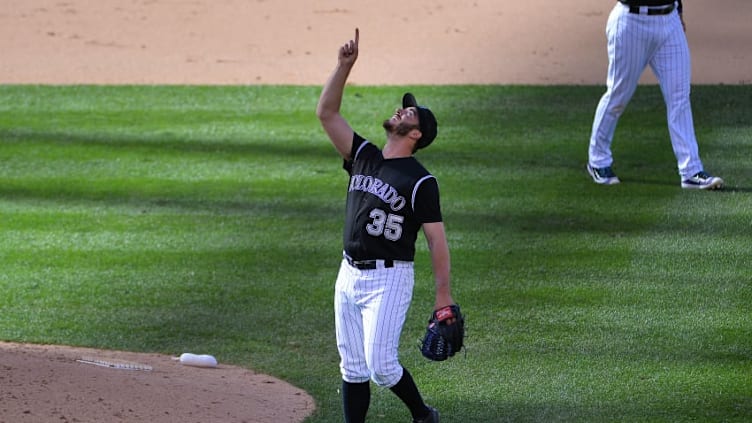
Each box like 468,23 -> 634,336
316,28 -> 359,159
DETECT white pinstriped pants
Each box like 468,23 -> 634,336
589,2 -> 704,180
334,258 -> 414,388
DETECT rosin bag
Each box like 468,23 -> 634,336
178,353 -> 218,368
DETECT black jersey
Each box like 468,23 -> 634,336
342,133 -> 442,262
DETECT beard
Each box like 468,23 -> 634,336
383,119 -> 419,137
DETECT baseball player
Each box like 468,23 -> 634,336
587,0 -> 724,190
316,28 -> 453,423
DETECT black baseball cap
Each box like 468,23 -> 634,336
402,93 -> 437,150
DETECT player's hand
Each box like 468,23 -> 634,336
338,28 -> 359,67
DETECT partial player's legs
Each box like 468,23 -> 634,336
334,260 -> 370,385
335,261 -> 371,423
359,263 -> 414,387
335,262 -> 414,386
588,5 -> 649,174
335,261 -> 437,421
650,12 -> 723,189
341,380 -> 370,423
341,366 -> 438,423
650,12 -> 702,179
389,368 -> 439,422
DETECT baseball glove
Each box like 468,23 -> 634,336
420,304 -> 465,361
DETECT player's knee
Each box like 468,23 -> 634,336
340,359 -> 371,384
610,103 -> 626,116
369,361 -> 402,387
370,371 -> 401,387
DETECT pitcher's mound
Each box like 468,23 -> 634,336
0,342 -> 315,423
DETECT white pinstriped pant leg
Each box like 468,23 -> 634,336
589,3 -> 652,169
334,259 -> 414,388
335,260 -> 369,384
650,11 -> 704,179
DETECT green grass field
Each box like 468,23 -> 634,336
1,84 -> 750,422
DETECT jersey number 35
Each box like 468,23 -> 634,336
366,208 -> 404,241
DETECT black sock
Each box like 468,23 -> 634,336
389,367 -> 430,420
342,380 -> 370,423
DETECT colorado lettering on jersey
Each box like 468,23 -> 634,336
348,174 -> 406,212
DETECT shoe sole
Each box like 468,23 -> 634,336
681,178 -> 724,190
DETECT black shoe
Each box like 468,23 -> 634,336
413,406 -> 439,423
